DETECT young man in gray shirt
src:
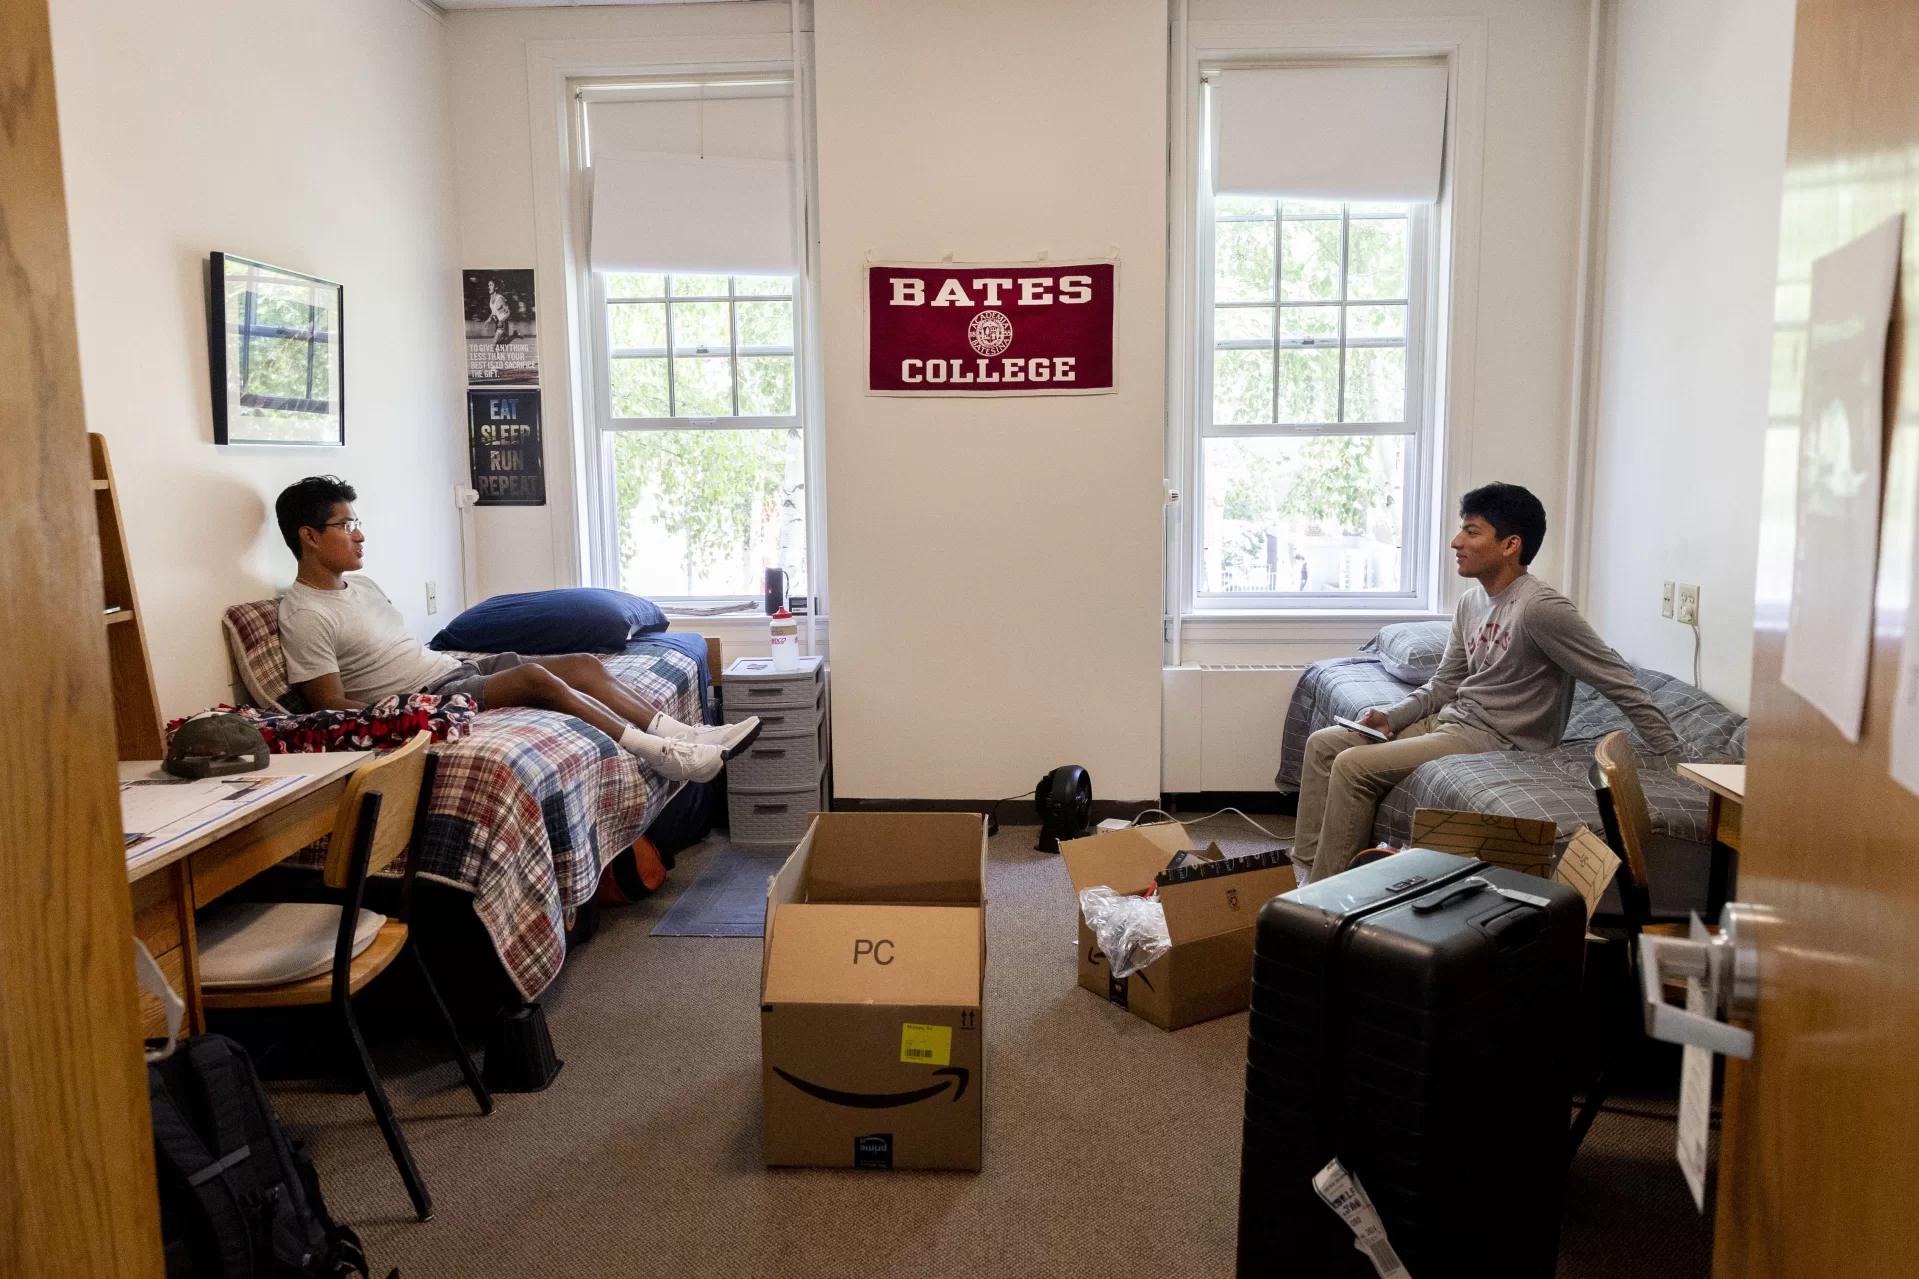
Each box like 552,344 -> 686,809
273,476 -> 758,783
1292,482 -> 1680,885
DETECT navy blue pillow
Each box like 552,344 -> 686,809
428,588 -> 668,654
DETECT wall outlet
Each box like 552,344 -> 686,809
425,581 -> 438,615
1676,582 -> 1699,626
1661,581 -> 1675,619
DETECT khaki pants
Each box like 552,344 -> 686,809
1292,715 -> 1507,884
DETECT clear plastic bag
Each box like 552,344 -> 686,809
1078,885 -> 1172,978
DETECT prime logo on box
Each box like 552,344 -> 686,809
866,261 -> 1116,396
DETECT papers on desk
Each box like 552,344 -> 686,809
121,773 -> 305,864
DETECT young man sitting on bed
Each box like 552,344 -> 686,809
1291,481 -> 1680,887
273,475 -> 758,783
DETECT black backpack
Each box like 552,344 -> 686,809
148,1034 -> 382,1278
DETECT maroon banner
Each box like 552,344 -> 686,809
866,261 -> 1116,395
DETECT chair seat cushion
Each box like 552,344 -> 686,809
198,902 -> 387,989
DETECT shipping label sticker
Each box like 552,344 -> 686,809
900,1023 -> 952,1067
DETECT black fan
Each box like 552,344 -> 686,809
1034,765 -> 1093,853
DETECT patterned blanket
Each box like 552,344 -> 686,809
223,601 -> 700,998
1276,656 -> 1747,851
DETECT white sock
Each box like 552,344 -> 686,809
647,712 -> 690,736
619,725 -> 659,757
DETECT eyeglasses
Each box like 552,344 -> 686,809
322,519 -> 364,534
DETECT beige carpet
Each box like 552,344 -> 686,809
265,814 -> 1710,1278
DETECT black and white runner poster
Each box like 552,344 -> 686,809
463,268 -> 537,385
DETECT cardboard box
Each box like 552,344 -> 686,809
1061,823 -> 1297,1030
1411,808 -> 1557,877
760,812 -> 987,1171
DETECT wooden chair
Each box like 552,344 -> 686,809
1570,731 -> 1706,1158
202,732 -> 491,1221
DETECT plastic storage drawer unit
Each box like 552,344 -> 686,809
723,655 -> 829,851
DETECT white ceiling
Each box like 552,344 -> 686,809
436,0 -> 739,8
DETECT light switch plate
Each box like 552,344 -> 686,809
426,581 -> 438,615
1662,581 -> 1675,619
1676,582 -> 1699,625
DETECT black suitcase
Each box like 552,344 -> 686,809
1236,848 -> 1584,1278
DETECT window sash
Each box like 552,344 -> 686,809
1193,193 -> 1434,605
588,271 -> 807,601
602,275 -> 798,421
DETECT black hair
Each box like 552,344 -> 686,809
275,476 -> 357,558
1459,482 -> 1547,566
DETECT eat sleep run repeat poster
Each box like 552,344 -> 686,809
865,261 -> 1117,396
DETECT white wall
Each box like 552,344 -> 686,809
50,0 -> 467,720
442,1 -> 798,605
1583,0 -> 1796,712
814,0 -> 1168,801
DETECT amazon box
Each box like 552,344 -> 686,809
760,812 -> 987,1171
1062,823 -> 1297,1030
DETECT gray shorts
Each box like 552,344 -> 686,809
421,652 -> 522,709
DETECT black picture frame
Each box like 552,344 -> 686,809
467,388 -> 545,506
207,252 -> 345,446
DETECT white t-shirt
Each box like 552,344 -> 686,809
279,576 -> 460,705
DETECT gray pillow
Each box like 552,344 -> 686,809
1362,621 -> 1451,685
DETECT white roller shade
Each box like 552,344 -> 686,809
586,87 -> 796,275
590,151 -> 795,275
1213,64 -> 1449,203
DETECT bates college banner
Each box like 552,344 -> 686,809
866,261 -> 1116,396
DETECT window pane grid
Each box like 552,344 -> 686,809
605,274 -> 796,420
598,271 -> 807,600
1209,201 -> 1409,430
1202,196 -> 1417,598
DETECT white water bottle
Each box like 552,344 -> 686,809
768,606 -> 801,672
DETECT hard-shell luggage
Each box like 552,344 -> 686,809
1237,849 -> 1584,1278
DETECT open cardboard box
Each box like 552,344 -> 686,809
760,812 -> 987,1171
1061,822 -> 1297,1030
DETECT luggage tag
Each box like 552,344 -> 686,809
1312,1158 -> 1410,1278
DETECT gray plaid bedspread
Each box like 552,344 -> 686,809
1277,656 -> 1747,851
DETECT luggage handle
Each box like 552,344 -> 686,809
1410,876 -> 1489,914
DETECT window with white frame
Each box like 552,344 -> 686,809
596,271 -> 803,598
1205,198 -> 1425,597
581,78 -> 807,602
1195,62 -> 1449,608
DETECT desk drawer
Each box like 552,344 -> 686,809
138,944 -> 187,1040
1716,799 -> 1742,853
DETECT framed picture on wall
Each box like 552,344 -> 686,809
206,253 -> 345,446
467,388 -> 545,506
463,268 -> 538,384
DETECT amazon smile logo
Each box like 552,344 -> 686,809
773,1066 -> 971,1109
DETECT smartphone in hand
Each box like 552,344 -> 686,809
1334,715 -> 1390,743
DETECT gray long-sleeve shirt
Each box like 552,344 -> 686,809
1382,573 -> 1681,758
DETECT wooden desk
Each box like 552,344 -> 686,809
124,753 -> 370,1039
1679,762 -> 1744,914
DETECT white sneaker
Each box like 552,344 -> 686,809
632,735 -> 726,783
661,715 -> 763,758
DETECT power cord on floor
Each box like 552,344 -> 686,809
1127,806 -> 1289,844
983,789 -> 1034,836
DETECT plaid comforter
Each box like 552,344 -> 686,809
396,644 -> 701,998
224,600 -> 704,999
1276,655 -> 1747,851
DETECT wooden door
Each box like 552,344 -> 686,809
1720,0 -> 1919,1274
0,0 -> 165,1275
